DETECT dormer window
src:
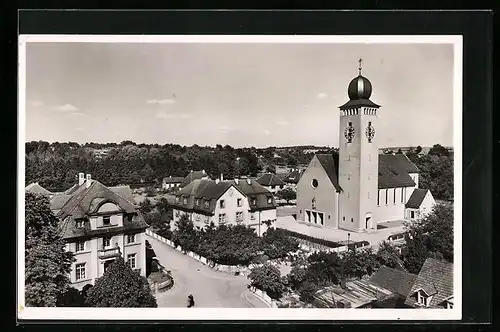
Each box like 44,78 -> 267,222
183,197 -> 188,205
204,200 -> 210,209
416,290 -> 429,307
251,198 -> 256,205
267,197 -> 272,204
175,196 -> 180,204
103,216 -> 111,226
219,200 -> 226,209
75,220 -> 84,228
196,199 -> 200,206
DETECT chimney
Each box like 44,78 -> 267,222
215,178 -> 220,185
220,174 -> 224,181
85,174 -> 92,188
234,178 -> 239,185
246,178 -> 252,185
202,169 -> 205,174
78,172 -> 85,186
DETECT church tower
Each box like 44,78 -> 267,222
338,59 -> 380,232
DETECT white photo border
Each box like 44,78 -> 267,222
17,34 -> 463,321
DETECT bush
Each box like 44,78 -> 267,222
249,264 -> 286,300
250,254 -> 269,265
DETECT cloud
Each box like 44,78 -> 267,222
316,92 -> 328,99
28,100 -> 44,107
52,104 -> 79,112
276,120 -> 291,126
147,98 -> 176,105
156,110 -> 192,119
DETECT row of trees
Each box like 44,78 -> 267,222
171,216 -> 299,266
25,193 -> 157,307
248,202 -> 454,303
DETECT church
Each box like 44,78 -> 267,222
296,60 -> 435,233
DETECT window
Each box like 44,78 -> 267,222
103,215 -> 111,226
204,216 -> 210,224
75,263 -> 86,281
218,213 -> 226,224
385,189 -> 388,205
102,236 -> 111,248
401,188 -> 404,203
271,185 -> 275,190
126,234 -> 135,244
219,200 -> 225,209
393,188 -> 396,204
347,174 -> 350,180
127,254 -> 136,269
377,190 -> 380,206
410,211 -> 415,219
311,179 -> 318,188
75,220 -> 84,228
237,198 -> 242,207
343,216 -> 345,221
416,291 -> 428,307
196,199 -> 200,206
183,197 -> 188,205
267,197 -> 272,204
76,241 -> 85,252
351,218 -> 354,223
204,200 -> 210,208
236,212 -> 243,222
250,212 -> 256,220
176,196 -> 180,204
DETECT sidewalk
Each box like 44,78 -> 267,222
241,289 -> 272,308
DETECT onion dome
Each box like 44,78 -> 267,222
347,75 -> 372,100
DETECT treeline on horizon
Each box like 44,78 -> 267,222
25,141 -> 453,201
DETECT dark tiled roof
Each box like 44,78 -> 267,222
180,170 -> 209,188
56,181 -> 138,220
283,169 -> 304,184
64,184 -> 80,195
315,154 -> 342,192
405,188 -> 429,209
404,258 -> 453,308
50,194 -> 73,211
378,154 -> 417,189
163,176 -> 184,184
385,154 -> 420,173
369,266 -> 418,297
256,173 -> 286,187
25,183 -> 53,196
109,185 -> 136,204
172,178 -> 276,214
339,98 -> 381,109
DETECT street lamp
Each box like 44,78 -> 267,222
347,233 -> 351,250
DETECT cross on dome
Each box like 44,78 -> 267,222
358,58 -> 363,75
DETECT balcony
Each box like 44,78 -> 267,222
98,247 -> 121,260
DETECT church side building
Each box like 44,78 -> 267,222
296,60 -> 435,233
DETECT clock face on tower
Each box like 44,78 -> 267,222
365,123 -> 375,142
344,124 -> 355,142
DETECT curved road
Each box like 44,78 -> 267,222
146,236 -> 269,308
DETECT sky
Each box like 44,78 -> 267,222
24,42 -> 455,148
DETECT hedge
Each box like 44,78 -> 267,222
276,228 -> 370,250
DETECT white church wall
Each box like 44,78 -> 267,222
374,187 -> 407,223
296,156 -> 339,229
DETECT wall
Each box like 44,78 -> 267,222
214,186 -> 250,226
68,238 -> 97,289
374,186 -> 413,223
123,231 -> 147,277
296,155 -> 339,229
338,107 -> 379,233
405,191 -> 436,221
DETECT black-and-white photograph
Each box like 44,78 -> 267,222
18,35 -> 462,321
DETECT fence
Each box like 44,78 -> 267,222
145,229 -> 253,277
248,286 -> 279,308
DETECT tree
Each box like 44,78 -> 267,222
25,192 -> 75,307
249,264 -> 285,300
342,248 -> 381,280
276,187 -> 297,203
85,257 -> 157,307
139,198 -> 154,214
140,163 -> 156,183
428,144 -> 450,157
261,228 -> 299,259
265,164 -> 276,174
401,203 -> 454,273
376,241 -> 405,270
305,251 -> 343,285
172,214 -> 199,253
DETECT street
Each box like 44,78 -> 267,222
146,235 -> 269,308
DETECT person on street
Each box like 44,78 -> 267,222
187,294 -> 195,308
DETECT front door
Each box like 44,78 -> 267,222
365,217 -> 371,229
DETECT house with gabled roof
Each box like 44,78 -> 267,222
256,173 -> 286,194
295,65 -> 436,232
161,176 -> 184,190
171,177 -> 277,236
282,168 -> 305,189
25,182 -> 54,197
179,170 -> 209,188
27,172 -> 149,290
405,188 -> 435,221
404,258 -> 454,309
